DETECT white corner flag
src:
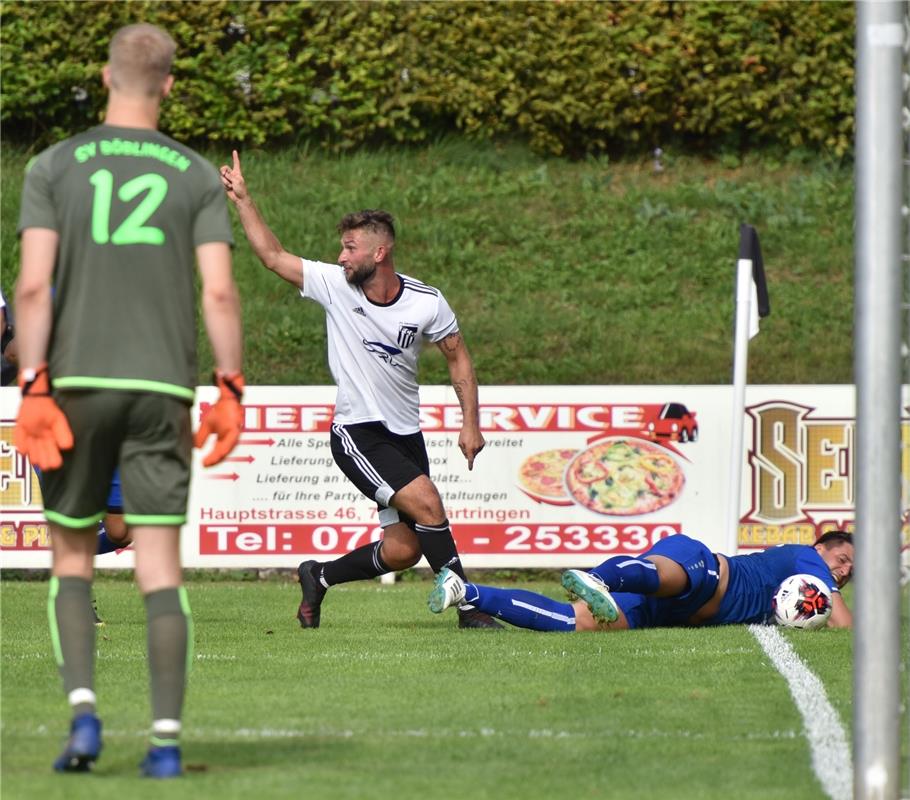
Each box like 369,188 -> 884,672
726,224 -> 771,555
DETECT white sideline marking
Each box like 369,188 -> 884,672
749,624 -> 852,800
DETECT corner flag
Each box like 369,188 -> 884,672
738,223 -> 770,338
726,223 -> 771,555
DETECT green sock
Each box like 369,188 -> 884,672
145,587 -> 192,743
48,576 -> 97,716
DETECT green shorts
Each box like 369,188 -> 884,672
40,391 -> 192,528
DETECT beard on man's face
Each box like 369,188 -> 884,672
346,262 -> 376,286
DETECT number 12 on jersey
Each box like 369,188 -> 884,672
89,169 -> 168,246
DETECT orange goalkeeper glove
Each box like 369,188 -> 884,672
194,370 -> 245,467
13,363 -> 74,470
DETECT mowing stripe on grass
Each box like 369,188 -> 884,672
749,624 -> 852,800
10,723 -> 804,742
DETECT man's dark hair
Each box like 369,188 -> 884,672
815,530 -> 853,548
337,210 -> 395,240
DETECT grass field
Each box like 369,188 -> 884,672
0,574 -> 867,800
0,137 -> 901,796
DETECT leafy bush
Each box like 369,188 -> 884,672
0,1 -> 854,155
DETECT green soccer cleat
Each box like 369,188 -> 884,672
561,569 -> 619,624
428,567 -> 465,614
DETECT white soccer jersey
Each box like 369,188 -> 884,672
300,259 -> 458,434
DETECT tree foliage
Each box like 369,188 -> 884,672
0,1 -> 854,156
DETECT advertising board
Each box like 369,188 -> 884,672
2,385 -> 906,569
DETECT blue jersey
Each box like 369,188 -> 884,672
612,539 -> 839,629
710,545 -> 839,626
105,469 -> 123,512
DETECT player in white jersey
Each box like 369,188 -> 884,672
220,152 -> 500,629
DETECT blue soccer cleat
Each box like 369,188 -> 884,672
53,713 -> 102,772
140,744 -> 182,778
561,569 -> 620,624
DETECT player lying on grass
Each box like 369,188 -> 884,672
429,531 -> 853,631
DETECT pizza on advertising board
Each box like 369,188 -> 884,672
565,438 -> 684,516
518,449 -> 578,500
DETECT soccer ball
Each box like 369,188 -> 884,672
771,574 -> 832,630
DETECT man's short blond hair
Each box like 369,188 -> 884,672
108,23 -> 176,97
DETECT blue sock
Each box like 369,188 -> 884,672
588,557 -> 659,594
96,524 -> 120,555
464,583 -> 575,632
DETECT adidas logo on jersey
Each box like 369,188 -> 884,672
352,306 -> 366,316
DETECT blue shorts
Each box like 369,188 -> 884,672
613,534 -> 720,629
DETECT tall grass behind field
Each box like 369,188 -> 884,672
0,140 -> 853,385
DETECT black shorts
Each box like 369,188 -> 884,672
40,390 -> 192,528
330,421 -> 429,527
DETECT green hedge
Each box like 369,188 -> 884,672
0,1 -> 855,156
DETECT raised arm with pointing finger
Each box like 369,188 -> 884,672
220,150 -> 303,287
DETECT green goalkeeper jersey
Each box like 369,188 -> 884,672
17,124 -> 233,402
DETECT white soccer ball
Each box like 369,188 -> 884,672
772,574 -> 833,630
